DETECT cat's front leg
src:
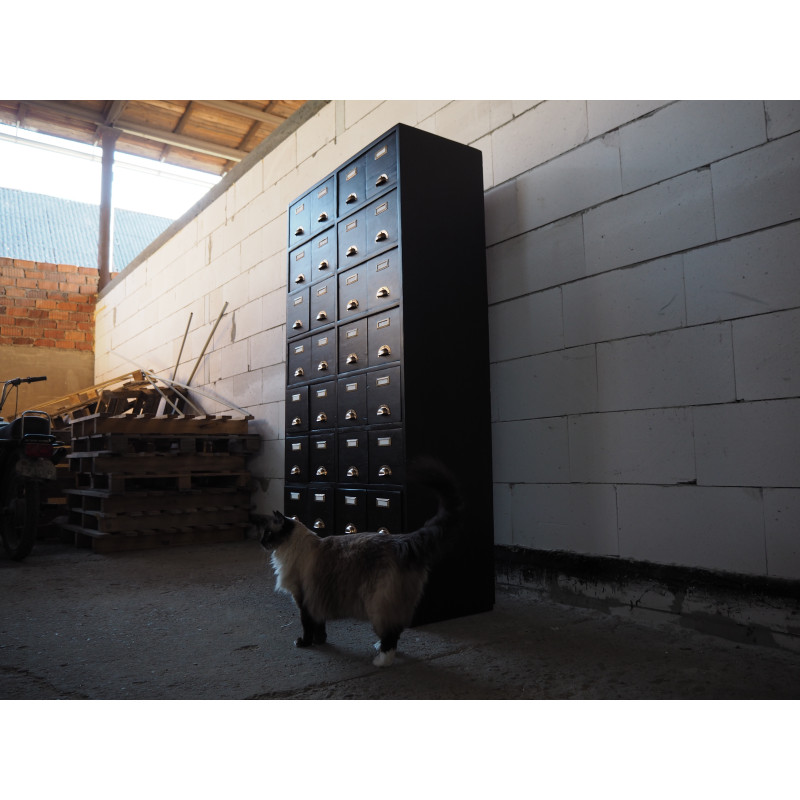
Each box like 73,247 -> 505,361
295,604 -> 318,648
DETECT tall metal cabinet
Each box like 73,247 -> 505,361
283,123 -> 493,624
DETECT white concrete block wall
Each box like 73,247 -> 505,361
94,100 -> 800,580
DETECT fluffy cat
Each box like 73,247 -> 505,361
257,459 -> 461,667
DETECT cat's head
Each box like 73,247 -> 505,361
253,510 -> 297,550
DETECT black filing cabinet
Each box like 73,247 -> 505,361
283,123 -> 494,625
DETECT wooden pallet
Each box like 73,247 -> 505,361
70,432 -> 261,456
68,451 -> 248,475
59,411 -> 260,552
64,487 -> 250,515
69,413 -> 250,438
63,522 -> 250,553
64,487 -> 252,533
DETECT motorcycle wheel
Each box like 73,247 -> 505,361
1,477 -> 40,560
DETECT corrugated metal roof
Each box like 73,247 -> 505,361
0,186 -> 173,269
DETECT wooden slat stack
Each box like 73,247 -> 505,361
60,412 -> 261,553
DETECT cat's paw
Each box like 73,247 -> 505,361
373,648 -> 396,667
295,636 -> 312,648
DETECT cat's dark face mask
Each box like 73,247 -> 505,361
259,510 -> 295,549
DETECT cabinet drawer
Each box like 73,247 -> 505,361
367,489 -> 403,535
285,386 -> 308,432
338,210 -> 366,266
365,190 -> 398,256
366,249 -> 401,310
310,177 -> 335,236
338,153 -> 366,216
311,228 -> 336,275
309,432 -> 336,482
336,488 -> 367,535
309,380 -> 336,429
338,264 -> 370,322
311,330 -> 336,378
285,436 -> 309,483
367,365 -> 402,425
368,307 -> 402,367
289,192 -> 311,243
368,428 -> 404,484
338,430 -> 368,483
308,487 -> 334,536
338,319 -> 369,373
284,485 -> 307,522
309,276 -> 335,331
288,242 -> 310,288
287,337 -> 312,385
287,288 -> 309,338
337,374 -> 367,427
366,134 -> 398,201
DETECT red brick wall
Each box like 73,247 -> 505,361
0,258 -> 97,352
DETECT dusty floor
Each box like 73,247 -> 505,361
2,537 -> 800,700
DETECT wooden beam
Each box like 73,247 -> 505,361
198,100 -> 286,126
112,119 -> 245,161
103,100 -> 128,125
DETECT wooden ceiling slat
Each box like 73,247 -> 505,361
199,100 -> 288,126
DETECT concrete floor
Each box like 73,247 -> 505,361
2,538 -> 800,700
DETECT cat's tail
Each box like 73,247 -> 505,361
400,457 -> 464,567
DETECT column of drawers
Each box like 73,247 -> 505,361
283,124 -> 494,625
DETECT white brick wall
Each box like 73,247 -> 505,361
618,100 -> 766,193
617,485 -> 766,574
95,100 -> 800,579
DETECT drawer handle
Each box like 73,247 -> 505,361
290,465 -> 301,476
375,173 -> 389,187
316,466 -> 328,477
346,299 -> 359,311
317,361 -> 329,372
291,417 -> 302,426
317,212 -> 328,222
345,524 -> 358,534
316,412 -> 327,423
377,404 -> 391,416
318,259 -> 329,270
292,320 -> 303,330
345,409 -> 358,420
294,367 -> 304,377
374,230 -> 389,243
375,286 -> 390,299
316,310 -> 328,321
313,518 -> 326,531
346,353 -> 359,365
346,245 -> 359,257
378,465 -> 392,477
377,345 -> 391,358
346,466 -> 359,477
378,527 -> 390,535
294,273 -> 305,284
346,192 -> 358,204
295,226 -> 304,237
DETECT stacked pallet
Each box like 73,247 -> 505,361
61,413 -> 260,553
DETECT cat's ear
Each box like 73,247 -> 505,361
273,509 -> 285,521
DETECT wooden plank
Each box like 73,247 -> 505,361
69,414 -> 250,437
60,522 -> 248,553
76,470 -> 253,494
68,452 -> 247,474
73,507 -> 250,533
69,432 -> 261,455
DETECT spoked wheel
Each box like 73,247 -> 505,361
1,476 -> 40,560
